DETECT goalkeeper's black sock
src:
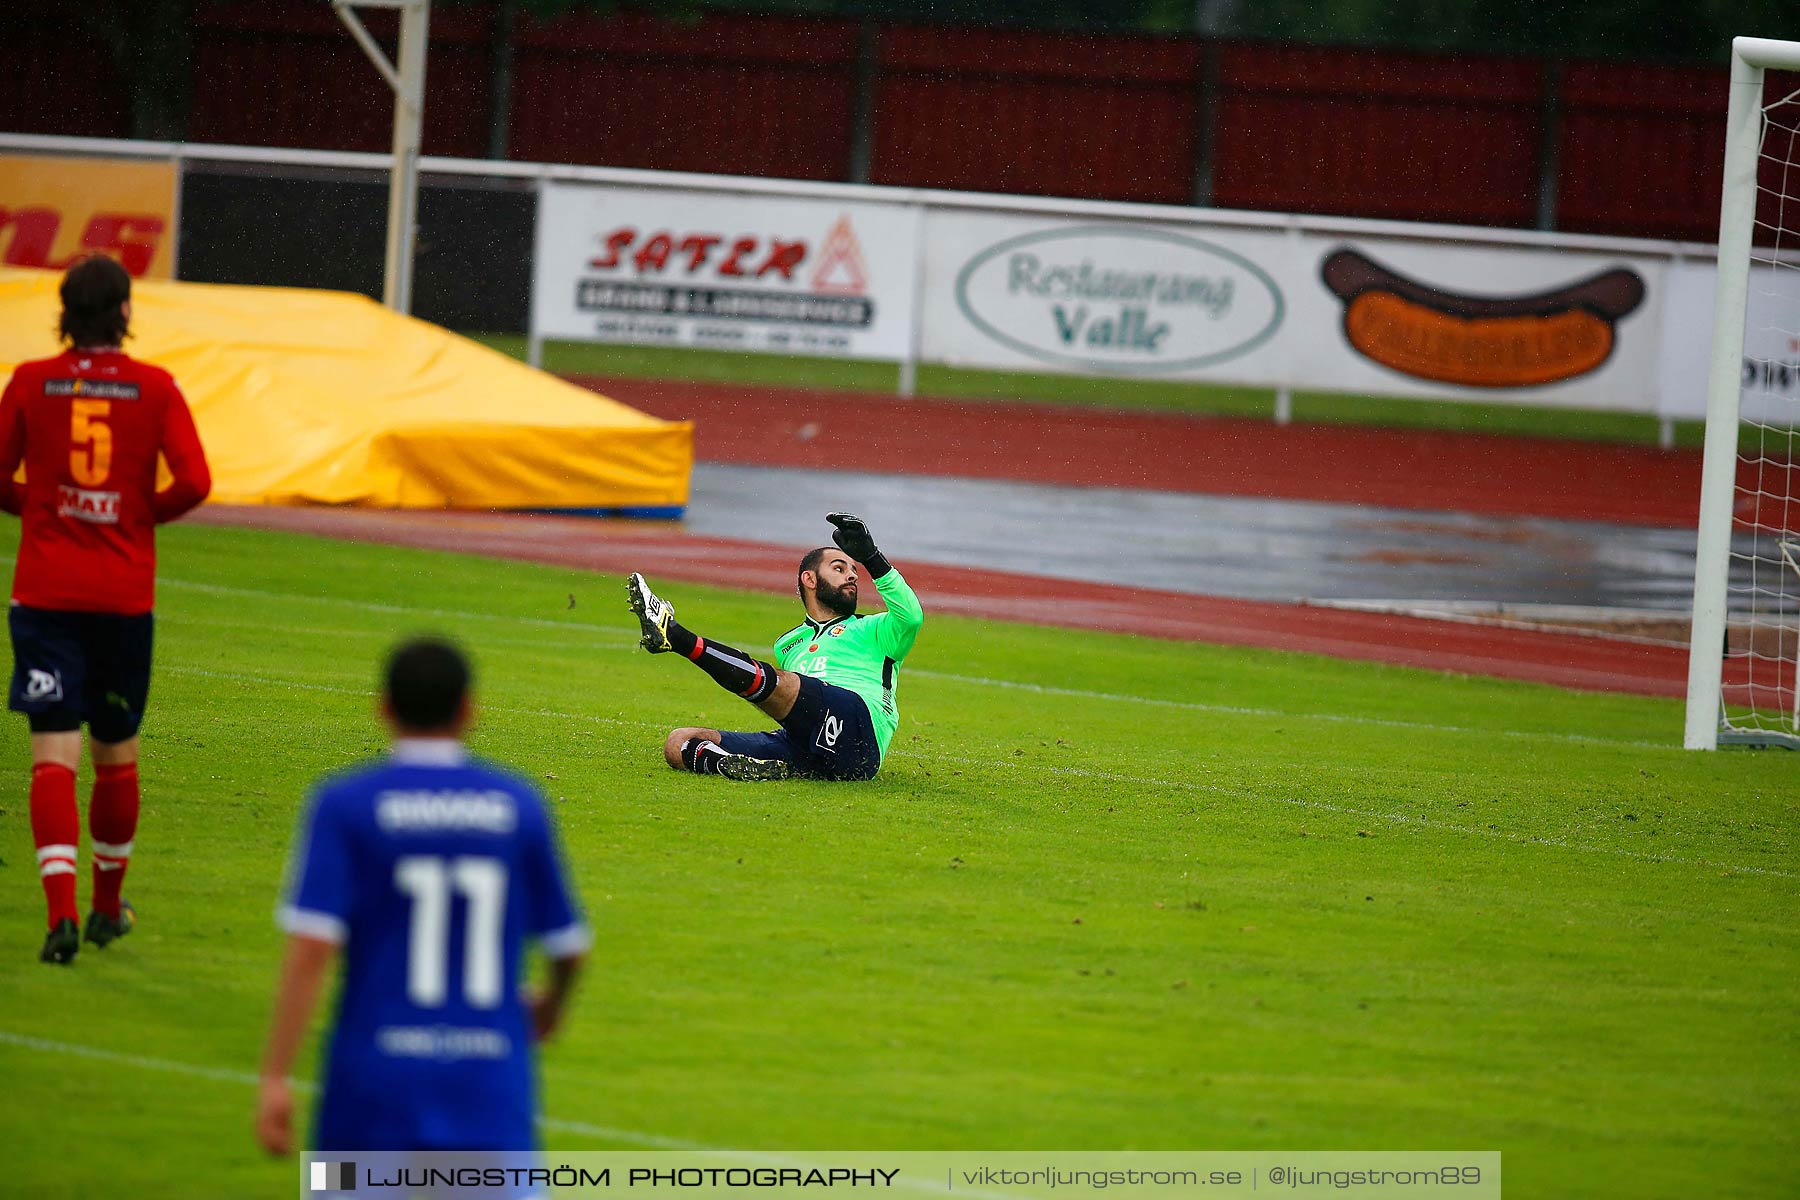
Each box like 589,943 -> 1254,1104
680,737 -> 731,775
681,634 -> 779,703
663,620 -> 698,657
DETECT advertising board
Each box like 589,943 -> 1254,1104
533,183 -> 919,361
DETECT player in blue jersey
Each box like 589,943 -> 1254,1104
255,638 -> 589,1155
627,512 -> 923,782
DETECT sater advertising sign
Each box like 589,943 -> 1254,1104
532,183 -> 918,360
0,153 -> 178,279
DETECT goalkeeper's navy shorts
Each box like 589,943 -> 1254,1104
718,674 -> 882,781
8,605 -> 154,742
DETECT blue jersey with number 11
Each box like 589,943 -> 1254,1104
278,740 -> 589,1151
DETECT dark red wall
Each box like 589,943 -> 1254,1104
508,11 -> 858,179
6,3 -> 1774,244
1212,45 -> 1543,228
3,11 -> 132,139
189,3 -> 493,157
1558,61 -> 1727,242
870,26 -> 1201,204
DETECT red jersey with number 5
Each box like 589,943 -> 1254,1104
0,347 -> 212,615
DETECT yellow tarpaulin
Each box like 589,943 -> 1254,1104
0,269 -> 692,511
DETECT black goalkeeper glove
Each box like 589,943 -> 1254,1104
826,512 -> 891,578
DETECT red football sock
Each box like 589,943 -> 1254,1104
90,762 -> 140,920
30,762 -> 79,929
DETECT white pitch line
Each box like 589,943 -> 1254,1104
160,666 -> 654,733
160,577 -> 627,637
160,610 -> 635,655
159,575 -> 1674,750
156,665 -> 1797,882
0,1031 -> 1016,1199
0,1029 -> 274,1089
0,1029 -> 697,1148
904,669 -> 1673,750
898,750 -> 1800,882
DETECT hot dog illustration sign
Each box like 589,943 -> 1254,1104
531,182 -> 920,360
1320,247 -> 1647,389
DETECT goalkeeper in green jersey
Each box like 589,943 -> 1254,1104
626,513 -> 923,782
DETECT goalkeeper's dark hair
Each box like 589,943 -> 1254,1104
797,546 -> 833,599
385,636 -> 471,731
58,254 -> 132,348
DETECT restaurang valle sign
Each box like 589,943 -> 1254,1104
951,224 -> 1285,374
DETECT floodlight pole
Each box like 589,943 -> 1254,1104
332,0 -> 430,314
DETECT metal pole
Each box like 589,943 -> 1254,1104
386,0 -> 429,314
847,20 -> 877,186
1273,219 -> 1302,425
333,0 -> 430,314
486,0 -> 516,161
897,200 -> 927,397
1534,59 -> 1563,232
1683,43 -> 1762,750
1191,41 -> 1218,208
527,174 -> 546,369
167,152 -> 186,279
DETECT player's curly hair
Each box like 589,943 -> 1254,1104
797,546 -> 832,599
58,254 -> 132,348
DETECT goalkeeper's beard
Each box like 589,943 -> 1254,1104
815,578 -> 858,617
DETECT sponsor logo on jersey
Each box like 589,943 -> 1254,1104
375,789 -> 517,834
45,378 -> 140,401
24,668 -> 62,701
56,485 -> 121,524
375,1024 -> 513,1062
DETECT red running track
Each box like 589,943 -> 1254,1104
571,376 -> 1715,529
185,376 -> 1737,699
193,506 -> 1690,699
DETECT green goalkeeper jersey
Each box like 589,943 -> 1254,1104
772,567 -> 923,760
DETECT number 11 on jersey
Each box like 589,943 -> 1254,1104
394,856 -> 507,1009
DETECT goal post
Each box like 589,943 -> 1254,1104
1685,36 -> 1800,749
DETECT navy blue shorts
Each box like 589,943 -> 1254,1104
717,674 -> 882,781
8,605 -> 154,742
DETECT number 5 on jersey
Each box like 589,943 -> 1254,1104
70,399 -> 112,486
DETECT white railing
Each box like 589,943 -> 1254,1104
2,131 -> 1755,438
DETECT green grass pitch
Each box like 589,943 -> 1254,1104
0,521 -> 1793,1199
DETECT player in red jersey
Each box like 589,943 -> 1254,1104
0,255 -> 211,964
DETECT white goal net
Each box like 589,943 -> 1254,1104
1688,40 -> 1800,749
